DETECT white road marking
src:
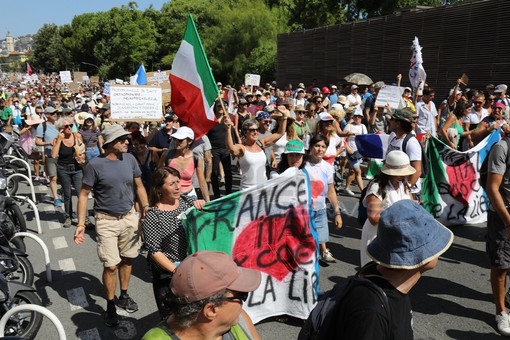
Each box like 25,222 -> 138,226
52,236 -> 68,249
58,258 -> 76,274
67,287 -> 89,311
47,221 -> 61,230
38,185 -> 48,192
77,328 -> 101,340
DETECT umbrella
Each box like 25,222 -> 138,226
344,73 -> 373,85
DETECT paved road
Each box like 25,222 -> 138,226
14,176 -> 503,339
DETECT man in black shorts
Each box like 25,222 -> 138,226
486,137 -> 510,336
74,124 -> 149,327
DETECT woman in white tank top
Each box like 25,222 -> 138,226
225,106 -> 291,189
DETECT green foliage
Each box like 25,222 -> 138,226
29,24 -> 73,72
29,0 -> 452,82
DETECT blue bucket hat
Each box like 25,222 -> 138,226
367,200 -> 453,269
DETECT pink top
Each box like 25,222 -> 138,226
168,157 -> 195,194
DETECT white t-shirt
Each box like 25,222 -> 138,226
347,93 -> 362,115
415,100 -> 438,135
386,132 -> 422,193
463,108 -> 489,126
323,134 -> 344,164
304,160 -> 334,211
343,123 -> 367,151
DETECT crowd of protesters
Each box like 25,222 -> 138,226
3,73 -> 510,336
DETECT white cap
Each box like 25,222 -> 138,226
171,126 -> 194,140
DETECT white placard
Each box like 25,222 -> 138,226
103,83 -> 110,96
147,71 -> 169,84
110,85 -> 162,121
82,75 -> 90,84
374,85 -> 405,109
244,73 -> 261,87
59,71 -> 72,83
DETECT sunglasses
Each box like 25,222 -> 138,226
316,101 -> 322,103
474,101 -> 483,105
247,128 -> 259,133
115,136 -> 129,143
224,291 -> 248,303
62,124 -> 73,129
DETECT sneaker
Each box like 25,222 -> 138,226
54,199 -> 62,208
63,217 -> 72,228
496,312 -> 510,336
115,295 -> 138,313
321,249 -> 336,263
33,176 -> 40,183
345,188 -> 356,196
104,308 -> 118,327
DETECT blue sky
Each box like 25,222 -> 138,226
2,0 -> 169,37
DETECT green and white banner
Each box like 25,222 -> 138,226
182,168 -> 319,323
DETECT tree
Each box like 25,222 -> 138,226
29,24 -> 73,72
62,4 -> 158,79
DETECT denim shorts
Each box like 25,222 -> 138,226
312,208 -> 329,244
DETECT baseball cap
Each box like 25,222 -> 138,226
171,251 -> 262,303
256,111 -> 270,120
319,112 -> 334,121
171,126 -> 194,140
495,84 -> 508,93
351,85 -> 359,90
284,140 -> 305,154
387,109 -> 416,123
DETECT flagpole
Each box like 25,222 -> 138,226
217,92 -> 228,118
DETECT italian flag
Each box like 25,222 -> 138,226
182,168 -> 319,323
421,131 -> 500,226
170,14 -> 218,139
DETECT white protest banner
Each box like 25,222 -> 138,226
374,85 -> 405,109
110,85 -> 162,121
59,71 -> 72,83
183,168 -> 319,323
82,75 -> 90,84
422,131 -> 500,226
245,73 -> 261,87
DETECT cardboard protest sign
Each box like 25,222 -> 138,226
182,168 -> 319,323
147,70 -> 171,105
90,76 -> 100,84
68,82 -> 80,94
73,71 -> 88,84
110,85 -> 162,121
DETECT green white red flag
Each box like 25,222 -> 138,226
170,14 -> 218,139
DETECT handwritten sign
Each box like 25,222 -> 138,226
59,71 -> 72,84
147,70 -> 171,105
245,73 -> 261,87
183,168 -> 318,323
90,76 -> 100,84
110,85 -> 162,121
374,85 -> 405,109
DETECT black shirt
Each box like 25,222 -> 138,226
332,266 -> 413,340
149,128 -> 172,150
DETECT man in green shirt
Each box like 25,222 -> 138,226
0,98 -> 13,126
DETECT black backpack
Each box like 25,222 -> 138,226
479,137 -> 510,190
298,263 -> 391,340
402,133 -> 429,178
357,179 -> 374,226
